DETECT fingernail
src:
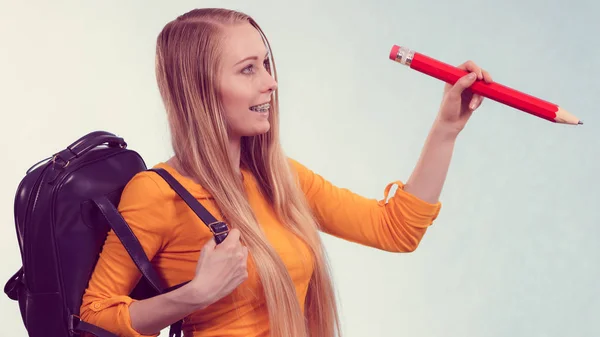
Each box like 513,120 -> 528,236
468,72 -> 477,79
470,98 -> 479,109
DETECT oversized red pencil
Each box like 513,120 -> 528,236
389,45 -> 582,125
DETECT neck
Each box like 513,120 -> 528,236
229,136 -> 242,175
168,136 -> 243,181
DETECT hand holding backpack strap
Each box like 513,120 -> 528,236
92,168 -> 231,295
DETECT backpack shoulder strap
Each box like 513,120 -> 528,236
70,315 -> 119,337
83,168 -> 228,337
91,196 -> 184,337
148,168 -> 229,244
92,196 -> 164,294
66,196 -> 163,337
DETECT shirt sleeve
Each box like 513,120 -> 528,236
289,158 -> 442,252
79,172 -> 172,337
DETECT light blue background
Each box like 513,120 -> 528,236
1,0 -> 598,336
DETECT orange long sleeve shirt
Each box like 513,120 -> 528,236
80,159 -> 441,337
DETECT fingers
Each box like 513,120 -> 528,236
482,69 -> 493,83
450,71 -> 478,96
240,246 -> 249,266
452,60 -> 493,110
458,60 -> 482,80
457,60 -> 492,83
469,94 -> 483,110
203,235 -> 217,251
202,227 -> 239,253
220,228 -> 241,248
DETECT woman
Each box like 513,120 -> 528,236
80,7 -> 492,337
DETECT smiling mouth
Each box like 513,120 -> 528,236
249,103 -> 270,112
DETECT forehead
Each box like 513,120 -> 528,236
220,23 -> 267,65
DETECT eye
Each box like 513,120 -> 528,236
241,64 -> 254,75
241,58 -> 271,75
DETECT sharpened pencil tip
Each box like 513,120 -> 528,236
578,121 -> 583,125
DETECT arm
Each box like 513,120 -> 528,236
403,60 -> 494,202
289,159 -> 441,253
403,121 -> 458,204
80,173 -> 206,336
127,283 -> 210,335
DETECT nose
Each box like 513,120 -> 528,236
262,71 -> 278,94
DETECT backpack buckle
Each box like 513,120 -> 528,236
208,221 -> 229,236
68,315 -> 80,334
51,154 -> 70,169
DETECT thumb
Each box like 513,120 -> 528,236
451,72 -> 478,95
202,237 -> 217,252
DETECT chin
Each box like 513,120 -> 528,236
244,122 -> 271,137
255,124 -> 271,135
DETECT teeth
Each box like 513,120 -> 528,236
250,103 -> 270,112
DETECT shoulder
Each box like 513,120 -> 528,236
286,157 -> 321,191
118,161 -> 216,213
135,162 -> 215,199
117,163 -> 216,237
118,169 -> 171,211
287,157 -> 312,177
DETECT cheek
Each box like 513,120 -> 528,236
220,86 -> 251,124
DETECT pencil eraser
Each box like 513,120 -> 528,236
389,45 -> 400,60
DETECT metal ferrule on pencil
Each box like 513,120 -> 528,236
392,46 -> 415,66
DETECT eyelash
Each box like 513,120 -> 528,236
242,59 -> 271,75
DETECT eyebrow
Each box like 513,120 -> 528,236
234,51 -> 270,66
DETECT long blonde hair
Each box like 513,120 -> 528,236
154,8 -> 341,337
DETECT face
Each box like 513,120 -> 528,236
218,23 -> 278,140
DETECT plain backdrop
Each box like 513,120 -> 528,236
1,0 -> 598,336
